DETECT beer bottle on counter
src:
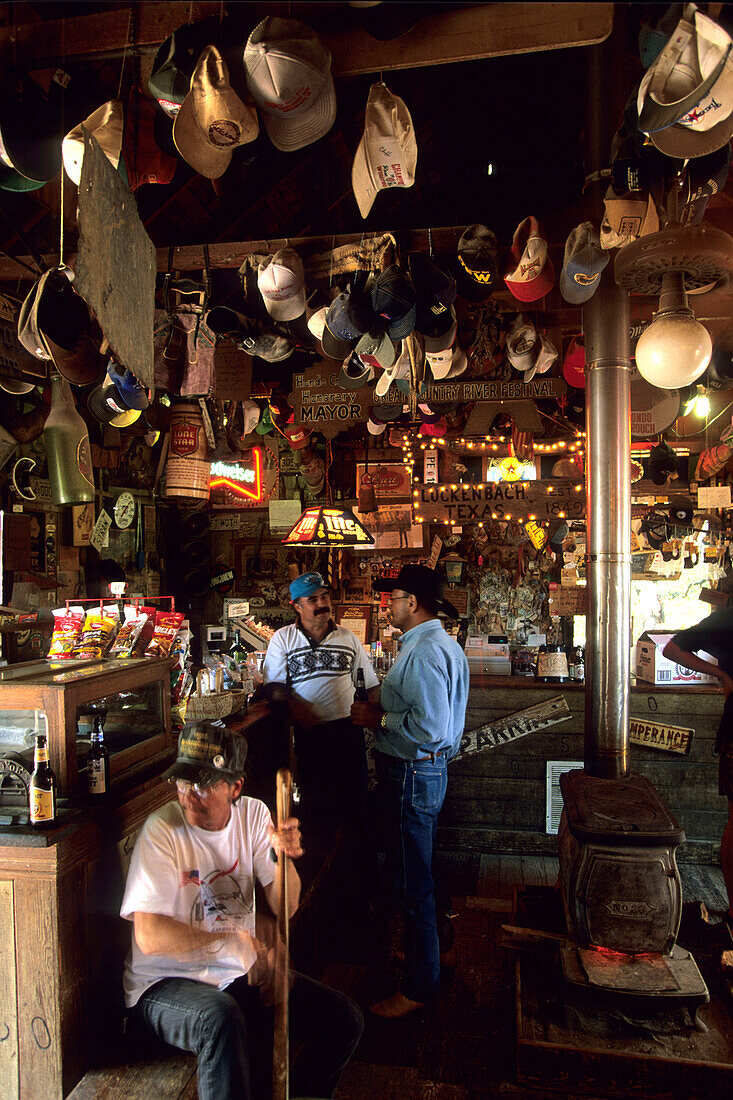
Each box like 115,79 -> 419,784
227,630 -> 247,680
87,714 -> 110,796
29,731 -> 57,827
354,668 -> 368,702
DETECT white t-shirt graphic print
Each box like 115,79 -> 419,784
121,796 -> 275,1007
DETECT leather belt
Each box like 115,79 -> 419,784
376,749 -> 448,763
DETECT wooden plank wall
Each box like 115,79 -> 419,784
440,684 -> 726,863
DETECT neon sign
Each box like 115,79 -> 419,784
209,449 -> 263,502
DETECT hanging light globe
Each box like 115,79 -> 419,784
635,271 -> 712,389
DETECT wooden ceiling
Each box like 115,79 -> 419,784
0,0 -> 731,322
0,1 -> 612,277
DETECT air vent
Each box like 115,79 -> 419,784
546,760 -> 583,834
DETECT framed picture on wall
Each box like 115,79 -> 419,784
335,604 -> 371,645
353,503 -> 424,550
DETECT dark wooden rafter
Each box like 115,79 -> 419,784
0,3 -> 614,72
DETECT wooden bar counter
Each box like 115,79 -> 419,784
440,675 -> 727,864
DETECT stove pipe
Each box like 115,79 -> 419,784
582,24 -> 632,779
584,275 -> 631,778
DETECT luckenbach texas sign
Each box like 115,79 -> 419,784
415,478 -> 585,524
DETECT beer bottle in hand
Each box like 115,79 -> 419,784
87,714 -> 110,796
354,667 -> 368,702
29,731 -> 57,827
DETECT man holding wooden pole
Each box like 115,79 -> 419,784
120,722 -> 363,1098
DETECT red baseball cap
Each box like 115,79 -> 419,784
562,334 -> 586,389
504,216 -> 555,303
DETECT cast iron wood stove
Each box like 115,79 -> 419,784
557,769 -> 708,1023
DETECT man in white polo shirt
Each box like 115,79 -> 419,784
262,571 -> 379,868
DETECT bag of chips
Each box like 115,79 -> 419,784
145,611 -> 185,659
47,607 -> 85,659
72,607 -> 120,661
109,606 -> 154,659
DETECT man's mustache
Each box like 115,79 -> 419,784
314,607 -> 330,615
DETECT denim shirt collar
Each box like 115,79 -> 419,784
397,617 -> 444,654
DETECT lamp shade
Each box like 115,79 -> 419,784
635,313 -> 712,388
282,505 -> 375,547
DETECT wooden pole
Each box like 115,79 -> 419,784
273,767 -> 292,1100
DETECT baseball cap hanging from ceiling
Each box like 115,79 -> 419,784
636,5 -> 733,158
351,82 -> 417,219
244,17 -> 336,152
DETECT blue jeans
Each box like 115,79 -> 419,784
376,752 -> 448,1002
133,971 -> 363,1100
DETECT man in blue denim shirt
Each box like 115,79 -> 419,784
351,565 -> 469,1019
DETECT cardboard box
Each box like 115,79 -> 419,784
635,631 -> 718,685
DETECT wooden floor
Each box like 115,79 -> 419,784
68,853 -> 731,1099
324,854 -> 731,1100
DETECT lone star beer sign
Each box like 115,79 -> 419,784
289,361 -> 372,439
414,478 -> 585,524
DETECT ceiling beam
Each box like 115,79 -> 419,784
329,3 -> 614,75
0,2 -> 613,72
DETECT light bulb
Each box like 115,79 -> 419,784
635,270 -> 712,389
636,313 -> 711,387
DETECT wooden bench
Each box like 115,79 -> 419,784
66,832 -> 345,1099
67,1047 -> 197,1100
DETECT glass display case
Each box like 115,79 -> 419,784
0,656 -> 173,796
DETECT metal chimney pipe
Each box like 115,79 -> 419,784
581,15 -> 631,778
584,273 -> 631,778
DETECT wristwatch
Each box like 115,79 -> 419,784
380,712 -> 389,729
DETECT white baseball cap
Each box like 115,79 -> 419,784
257,247 -> 307,321
244,17 -> 336,152
241,400 -> 261,435
637,8 -> 733,158
352,82 -> 417,219
427,345 -> 467,381
63,100 -> 124,185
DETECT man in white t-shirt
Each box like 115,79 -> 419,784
263,571 -> 379,854
121,722 -> 363,1100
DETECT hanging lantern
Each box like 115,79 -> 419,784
282,505 -> 375,548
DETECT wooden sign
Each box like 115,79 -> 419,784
211,342 -> 253,400
549,586 -> 587,617
414,478 -> 584,524
629,717 -> 693,755
454,696 -> 571,761
289,361 -> 372,438
373,376 -> 566,407
75,131 -> 156,389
